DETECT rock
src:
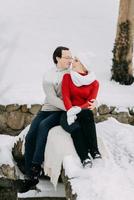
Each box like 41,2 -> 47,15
12,138 -> 24,161
24,113 -> 34,127
116,112 -> 130,124
128,116 -> 134,125
109,106 -> 116,114
98,104 -> 110,115
95,114 -> 112,123
0,164 -> 16,180
0,113 -> 7,132
6,104 -> 20,112
128,107 -> 134,115
0,105 -> 6,114
21,104 -> 29,113
92,108 -> 97,116
12,138 -> 25,174
7,111 -> 25,130
61,169 -> 77,200
29,104 -> 42,115
0,183 -> 17,200
0,113 -> 20,135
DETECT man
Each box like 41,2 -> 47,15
19,46 -> 72,193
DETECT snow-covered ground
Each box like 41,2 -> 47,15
18,180 -> 65,198
0,118 -> 134,199
63,118 -> 134,200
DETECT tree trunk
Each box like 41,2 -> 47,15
111,0 -> 134,85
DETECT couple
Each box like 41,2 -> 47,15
22,46 -> 101,192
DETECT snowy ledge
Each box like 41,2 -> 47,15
0,118 -> 134,200
0,103 -> 134,199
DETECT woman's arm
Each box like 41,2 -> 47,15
62,74 -> 81,125
88,80 -> 99,101
80,80 -> 99,109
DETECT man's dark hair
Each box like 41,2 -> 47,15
53,46 -> 69,64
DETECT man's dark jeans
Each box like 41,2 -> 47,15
60,109 -> 99,162
25,111 -> 63,176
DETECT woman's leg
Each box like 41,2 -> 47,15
77,109 -> 100,157
60,112 -> 89,163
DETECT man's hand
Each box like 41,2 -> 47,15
88,99 -> 98,110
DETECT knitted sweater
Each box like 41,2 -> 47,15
62,73 -> 99,110
41,67 -> 69,111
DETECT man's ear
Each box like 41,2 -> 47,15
56,56 -> 60,62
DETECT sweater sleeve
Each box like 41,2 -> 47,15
80,80 -> 99,109
62,74 -> 73,110
43,79 -> 66,111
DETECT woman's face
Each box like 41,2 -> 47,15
72,57 -> 83,72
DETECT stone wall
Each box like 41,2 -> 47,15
0,104 -> 42,135
0,104 -> 134,136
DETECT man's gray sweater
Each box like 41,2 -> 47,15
41,67 -> 69,111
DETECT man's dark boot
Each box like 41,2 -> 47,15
17,178 -> 39,193
18,163 -> 41,193
30,163 -> 42,179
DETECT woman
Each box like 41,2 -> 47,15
60,57 -> 101,168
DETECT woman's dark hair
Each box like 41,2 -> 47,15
53,46 -> 69,64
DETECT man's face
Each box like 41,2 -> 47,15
57,50 -> 72,69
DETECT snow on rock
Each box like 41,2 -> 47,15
18,180 -> 65,198
0,125 -> 30,179
13,125 -> 30,155
0,135 -> 14,167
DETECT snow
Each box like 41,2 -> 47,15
0,135 -> 14,167
63,118 -> 134,200
0,118 -> 134,199
18,180 -> 65,198
0,0 -> 134,199
1,0 -> 133,108
0,128 -> 65,198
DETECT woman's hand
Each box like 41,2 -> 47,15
67,106 -> 81,125
67,115 -> 77,125
67,106 -> 81,115
88,99 -> 98,110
